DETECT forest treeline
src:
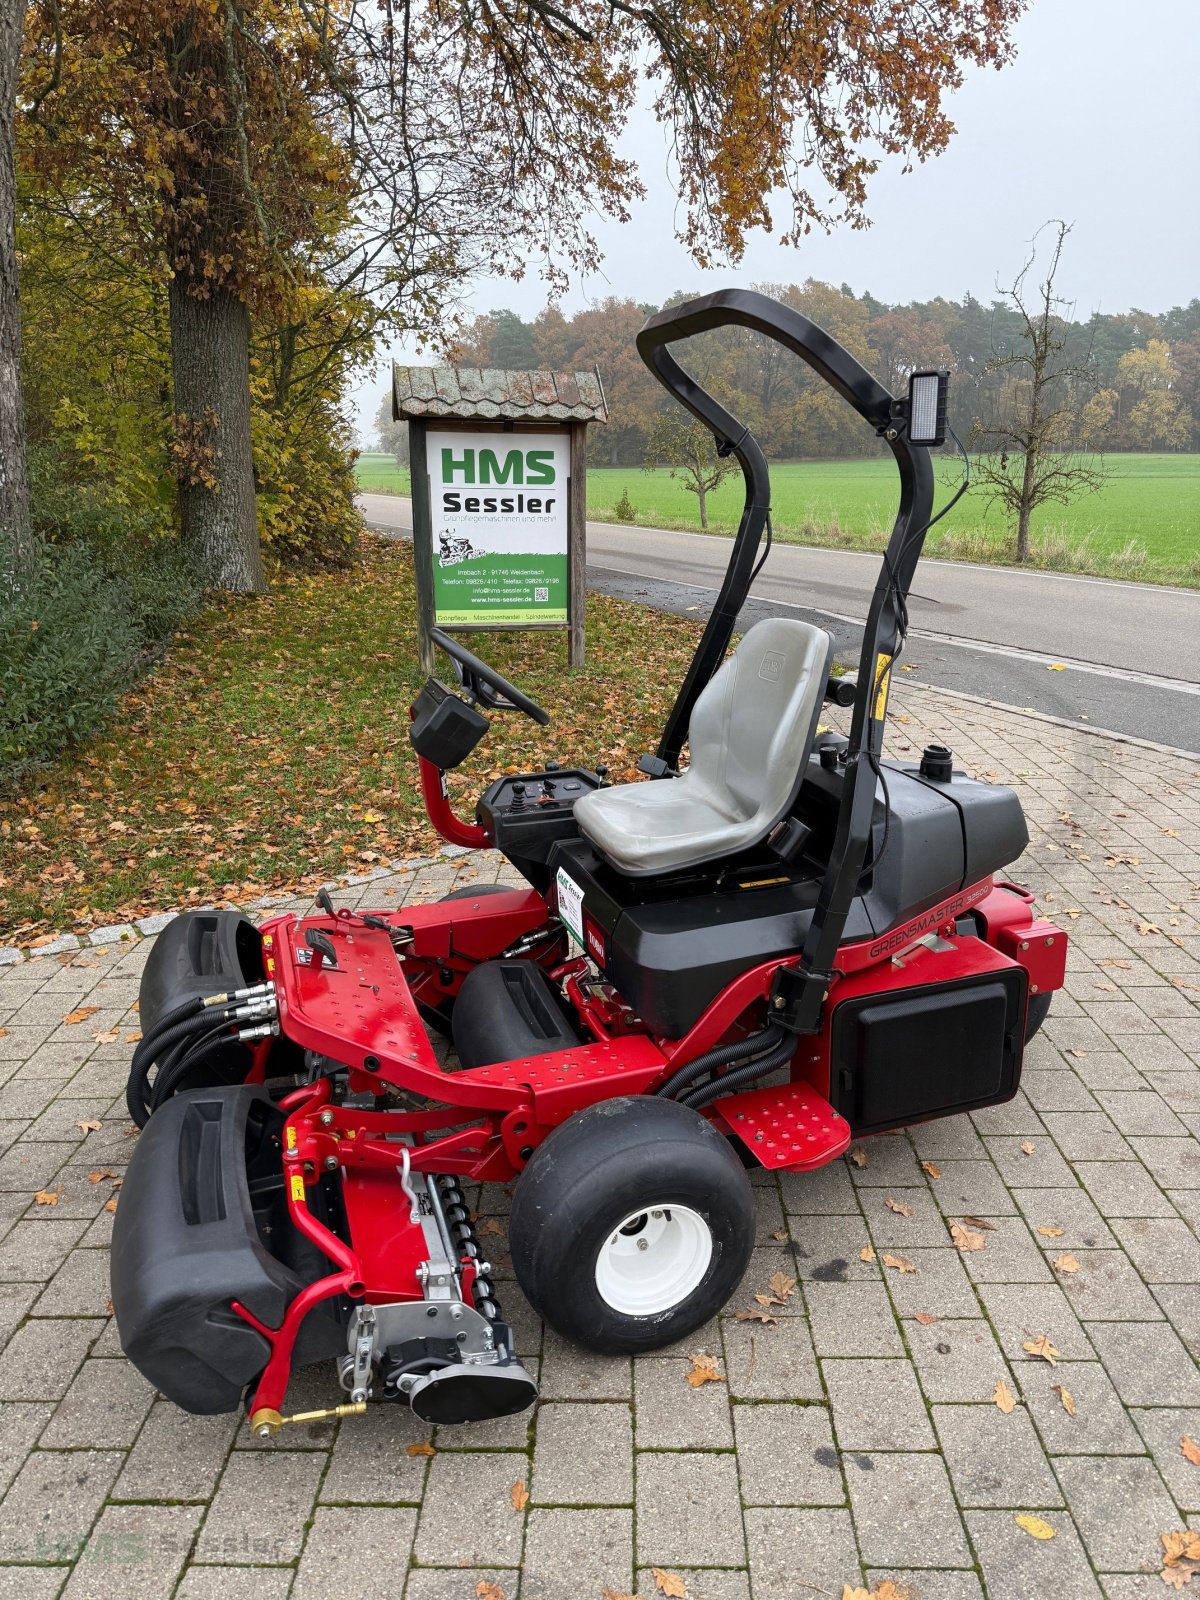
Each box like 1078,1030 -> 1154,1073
393,283 -> 1200,466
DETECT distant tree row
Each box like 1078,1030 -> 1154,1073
423,281 -> 1200,466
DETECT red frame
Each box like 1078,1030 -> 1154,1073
237,866 -> 1067,1415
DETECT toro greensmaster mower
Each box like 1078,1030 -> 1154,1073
111,289 -> 1067,1437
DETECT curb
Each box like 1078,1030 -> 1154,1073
0,843 -> 480,967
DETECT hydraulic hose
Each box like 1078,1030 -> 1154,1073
127,1013 -> 242,1125
681,1032 -> 798,1113
654,1023 -> 786,1102
147,1026 -> 240,1113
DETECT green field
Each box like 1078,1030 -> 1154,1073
356,452 -> 1200,584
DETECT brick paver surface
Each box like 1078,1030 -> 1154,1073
1,686 -> 1197,1599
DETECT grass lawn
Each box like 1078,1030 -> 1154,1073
1,538 -> 704,942
356,451 -> 1200,584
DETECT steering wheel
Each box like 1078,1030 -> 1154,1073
430,628 -> 550,726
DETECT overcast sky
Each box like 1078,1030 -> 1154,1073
353,0 -> 1200,440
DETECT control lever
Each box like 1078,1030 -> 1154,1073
305,927 -> 339,968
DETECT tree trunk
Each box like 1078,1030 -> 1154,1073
1016,446 -> 1036,562
169,278 -> 265,592
697,483 -> 708,530
0,0 -> 32,587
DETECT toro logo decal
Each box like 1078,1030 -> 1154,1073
867,882 -> 990,960
583,911 -> 607,967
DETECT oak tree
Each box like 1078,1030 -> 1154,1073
16,0 -> 1024,589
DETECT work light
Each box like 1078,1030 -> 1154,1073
907,370 -> 950,446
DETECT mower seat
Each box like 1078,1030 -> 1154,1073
574,616 -> 832,877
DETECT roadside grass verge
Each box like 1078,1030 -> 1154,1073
1,538 -> 703,944
356,452 -> 1200,587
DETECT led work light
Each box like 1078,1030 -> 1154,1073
907,370 -> 950,446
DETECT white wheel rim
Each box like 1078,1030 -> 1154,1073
594,1205 -> 713,1316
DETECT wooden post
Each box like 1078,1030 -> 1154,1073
568,418 -> 587,668
408,418 -> 436,675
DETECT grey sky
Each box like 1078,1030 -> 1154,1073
353,0 -> 1200,438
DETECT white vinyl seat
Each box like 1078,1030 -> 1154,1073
573,617 -> 833,877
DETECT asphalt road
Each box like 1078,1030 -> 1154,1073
358,492 -> 1200,753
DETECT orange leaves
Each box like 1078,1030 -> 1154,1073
685,1353 -> 724,1388
1052,1384 -> 1076,1417
1023,1334 -> 1061,1367
993,1379 -> 1016,1414
1161,1530 -> 1200,1589
1182,1436 -> 1200,1467
880,1252 -> 916,1274
848,1146 -> 869,1168
920,1161 -> 942,1180
34,1188 -> 64,1206
62,1007 -> 98,1025
510,1480 -> 528,1512
406,1442 -> 435,1458
1053,1253 -> 1080,1275
884,1196 -> 913,1217
651,1571 -> 687,1599
950,1222 -> 987,1253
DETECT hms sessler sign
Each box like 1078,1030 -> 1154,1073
426,430 -> 569,625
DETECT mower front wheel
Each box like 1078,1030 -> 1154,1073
508,1096 -> 755,1355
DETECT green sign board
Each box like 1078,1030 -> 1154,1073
426,429 -> 570,625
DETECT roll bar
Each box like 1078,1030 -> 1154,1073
636,288 -> 939,1032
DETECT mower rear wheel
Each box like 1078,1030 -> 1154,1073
1025,992 -> 1053,1042
509,1096 -> 755,1354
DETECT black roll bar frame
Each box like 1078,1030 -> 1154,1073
636,288 -> 938,1031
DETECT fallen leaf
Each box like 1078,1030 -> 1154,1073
104,1197 -> 118,1213
920,1161 -> 942,1180
1096,958 -> 1132,969
510,1480 -> 528,1511
1137,922 -> 1162,937
849,1146 -> 869,1168
33,1188 -> 64,1206
1067,1048 -> 1087,1059
476,1583 -> 506,1600
993,1379 -> 1016,1413
860,1245 -> 877,1263
1052,1383 -> 1076,1417
950,1222 -> 986,1252
736,1309 -> 778,1325
1023,1334 -> 1061,1366
1047,662 -> 1066,671
1094,983 -> 1118,993
62,1007 -> 99,1025
125,1031 -> 142,1043
1037,1225 -> 1065,1238
685,1353 -> 724,1388
91,1030 -> 119,1045
75,1120 -> 101,1134
770,1230 -> 789,1242
406,1442 -> 435,1457
1181,1435 -> 1200,1467
1014,1514 -> 1056,1541
87,1169 -> 118,1184
1020,1141 -> 1036,1155
767,1270 -> 797,1303
913,1312 -> 940,1326
1053,1253 -> 1080,1274
602,1590 -> 638,1600
478,1219 -> 505,1236
959,1215 -> 996,1231
1161,1529 -> 1200,1589
885,1197 -> 914,1217
880,1252 -> 916,1274
651,1570 -> 688,1599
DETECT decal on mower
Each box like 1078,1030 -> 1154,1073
866,881 -> 991,961
555,866 -> 585,948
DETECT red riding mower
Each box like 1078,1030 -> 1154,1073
111,290 -> 1067,1438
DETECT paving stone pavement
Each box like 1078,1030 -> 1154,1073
0,687 -> 1197,1600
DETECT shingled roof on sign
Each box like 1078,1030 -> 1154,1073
392,365 -> 608,423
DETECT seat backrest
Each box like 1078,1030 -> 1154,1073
686,616 -> 832,824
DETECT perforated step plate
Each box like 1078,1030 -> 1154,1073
713,1081 -> 851,1171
